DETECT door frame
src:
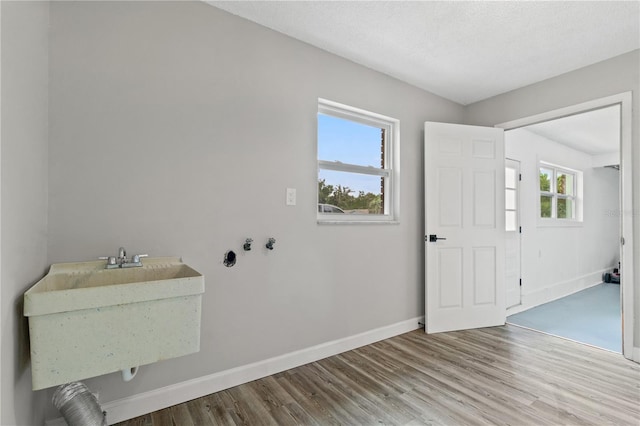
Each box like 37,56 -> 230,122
495,92 -> 635,360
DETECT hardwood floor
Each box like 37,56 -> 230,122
115,325 -> 640,425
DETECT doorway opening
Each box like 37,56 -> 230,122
497,93 -> 633,358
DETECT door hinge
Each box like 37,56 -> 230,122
519,226 -> 522,234
519,278 -> 522,287
519,173 -> 522,181
621,237 -> 625,245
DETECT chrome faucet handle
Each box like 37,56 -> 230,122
132,254 -> 148,263
98,256 -> 117,266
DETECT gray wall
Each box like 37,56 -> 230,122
465,49 -> 640,347
3,1 -> 637,423
1,1 -> 50,425
45,0 -> 463,415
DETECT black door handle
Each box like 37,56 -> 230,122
428,234 -> 446,242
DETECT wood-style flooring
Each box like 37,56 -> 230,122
115,325 -> 640,425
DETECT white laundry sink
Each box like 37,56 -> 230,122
24,257 -> 204,390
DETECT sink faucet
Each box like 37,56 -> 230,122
99,247 -> 148,269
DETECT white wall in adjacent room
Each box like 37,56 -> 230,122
506,128 -> 620,310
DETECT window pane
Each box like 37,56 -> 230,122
539,168 -> 552,192
318,114 -> 384,168
540,195 -> 552,218
505,167 -> 517,189
557,172 -> 574,196
506,211 -> 517,231
318,170 -> 384,214
557,198 -> 573,219
506,189 -> 516,210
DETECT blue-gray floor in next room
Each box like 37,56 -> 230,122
507,283 -> 621,353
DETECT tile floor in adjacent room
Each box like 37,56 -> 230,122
507,282 -> 621,352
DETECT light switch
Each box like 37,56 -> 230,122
286,188 -> 296,206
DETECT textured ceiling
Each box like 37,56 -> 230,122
209,1 -> 640,105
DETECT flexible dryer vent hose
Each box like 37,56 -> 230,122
52,382 -> 107,426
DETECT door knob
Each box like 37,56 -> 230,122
427,234 -> 447,242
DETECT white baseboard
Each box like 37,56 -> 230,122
61,316 -> 422,425
512,270 -> 606,315
632,346 -> 640,363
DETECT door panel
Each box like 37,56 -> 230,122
425,122 -> 505,333
438,168 -> 462,227
438,248 -> 463,308
473,170 -> 496,227
473,247 -> 496,305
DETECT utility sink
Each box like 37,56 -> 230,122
24,257 -> 204,390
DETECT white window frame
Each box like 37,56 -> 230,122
538,161 -> 583,225
317,98 -> 399,224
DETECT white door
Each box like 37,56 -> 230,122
424,122 -> 505,333
505,159 -> 522,308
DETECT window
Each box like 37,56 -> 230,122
317,99 -> 399,223
505,164 -> 519,231
539,162 -> 580,221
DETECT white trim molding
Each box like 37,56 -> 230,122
506,273 -> 604,316
51,316 -> 423,425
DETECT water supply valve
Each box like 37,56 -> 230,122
266,238 -> 276,250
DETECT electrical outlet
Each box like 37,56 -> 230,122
286,188 -> 296,206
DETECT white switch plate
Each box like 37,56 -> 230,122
286,188 -> 296,206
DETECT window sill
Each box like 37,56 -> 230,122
317,219 -> 400,225
537,219 -> 583,228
